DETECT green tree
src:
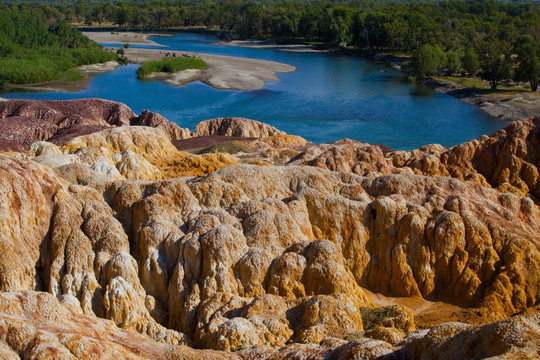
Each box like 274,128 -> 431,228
480,41 -> 511,90
514,36 -> 540,92
462,48 -> 479,76
411,44 -> 446,81
446,50 -> 462,75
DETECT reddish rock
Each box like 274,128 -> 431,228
0,99 -> 191,152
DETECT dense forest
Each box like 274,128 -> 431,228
0,0 -> 539,90
0,10 -> 116,84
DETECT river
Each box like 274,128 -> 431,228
1,32 -> 506,151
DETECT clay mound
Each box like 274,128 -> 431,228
0,291 -> 238,360
58,126 -> 237,180
196,117 -> 286,138
0,99 -> 191,152
289,138 -> 403,176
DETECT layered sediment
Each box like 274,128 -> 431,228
0,99 -> 538,359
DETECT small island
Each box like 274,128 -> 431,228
136,55 -> 208,79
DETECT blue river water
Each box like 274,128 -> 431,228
2,32 -> 506,150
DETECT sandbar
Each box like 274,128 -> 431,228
123,47 -> 295,91
228,39 -> 322,53
82,31 -> 169,47
83,31 -> 296,90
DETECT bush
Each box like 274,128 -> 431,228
136,57 -> 208,78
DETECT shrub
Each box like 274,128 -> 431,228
136,57 -> 207,78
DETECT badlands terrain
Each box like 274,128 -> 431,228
0,98 -> 538,359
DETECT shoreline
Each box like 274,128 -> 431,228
227,39 -> 323,53
1,61 -> 120,93
424,78 -> 540,122
225,38 -> 540,121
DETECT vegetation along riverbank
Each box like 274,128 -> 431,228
1,0 -> 538,120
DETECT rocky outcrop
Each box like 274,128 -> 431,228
22,126 -> 237,182
0,291 -> 537,359
196,117 -> 286,138
1,152 -> 538,354
0,291 -> 239,360
387,312 -> 540,360
131,110 -> 193,140
0,100 -> 539,358
0,99 -> 191,152
289,139 -> 401,176
293,118 -> 540,201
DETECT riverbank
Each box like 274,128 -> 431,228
425,78 -> 540,122
228,39 -> 322,53
1,61 -> 119,93
1,35 -> 296,93
226,38 -> 540,121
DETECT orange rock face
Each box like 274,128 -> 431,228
195,117 -> 286,138
0,101 -> 538,358
295,118 -> 540,202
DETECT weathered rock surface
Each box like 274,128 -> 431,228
0,150 -> 538,355
22,126 -> 237,182
0,99 -> 191,152
0,291 -> 239,360
0,100 -> 539,358
132,109 -> 193,140
386,312 -> 540,360
196,117 -> 286,138
293,118 -> 540,201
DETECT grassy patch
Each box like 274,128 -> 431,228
360,306 -> 398,331
436,76 -> 530,93
198,141 -> 254,155
136,56 -> 207,78
344,331 -> 364,342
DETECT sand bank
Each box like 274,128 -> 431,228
79,31 -> 297,91
228,39 -> 322,53
123,47 -> 295,91
82,31 -> 169,47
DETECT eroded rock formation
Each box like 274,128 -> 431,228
0,99 -> 538,359
196,117 -> 286,138
293,118 -> 540,201
0,99 -> 191,152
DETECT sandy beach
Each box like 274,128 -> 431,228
82,31 -> 169,47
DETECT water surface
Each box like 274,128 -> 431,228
2,32 -> 506,150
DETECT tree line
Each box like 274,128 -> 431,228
1,0 -> 539,90
0,10 -> 116,84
